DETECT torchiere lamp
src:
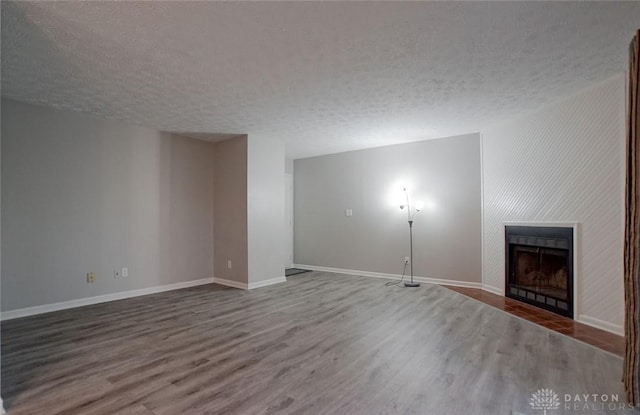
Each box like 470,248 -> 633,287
400,187 -> 424,288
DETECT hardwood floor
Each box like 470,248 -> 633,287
443,285 -> 626,357
1,272 -> 634,414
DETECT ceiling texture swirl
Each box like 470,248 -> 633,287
2,1 -> 639,158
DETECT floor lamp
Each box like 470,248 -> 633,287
400,187 -> 423,288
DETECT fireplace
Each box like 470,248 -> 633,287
505,225 -> 574,318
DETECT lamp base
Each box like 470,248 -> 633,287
404,282 -> 421,288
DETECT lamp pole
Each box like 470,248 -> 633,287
402,188 -> 420,288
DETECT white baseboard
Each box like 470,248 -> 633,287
577,314 -> 624,336
481,284 -> 504,296
1,397 -> 5,415
212,276 -> 287,290
212,277 -> 248,290
0,278 -> 215,321
248,276 -> 287,289
293,264 -> 482,289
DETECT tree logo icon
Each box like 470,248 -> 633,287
530,388 -> 560,414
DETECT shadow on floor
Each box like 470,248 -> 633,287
285,268 -> 311,277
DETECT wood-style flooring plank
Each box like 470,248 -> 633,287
1,272 -> 633,414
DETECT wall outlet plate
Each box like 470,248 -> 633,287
86,272 -> 96,283
121,267 -> 129,278
404,257 -> 410,264
113,269 -> 120,278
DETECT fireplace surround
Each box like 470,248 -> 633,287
505,225 -> 574,318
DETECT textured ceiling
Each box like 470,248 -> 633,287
2,1 -> 639,159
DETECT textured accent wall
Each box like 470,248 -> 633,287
482,74 -> 626,334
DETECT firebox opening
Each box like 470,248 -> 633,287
505,226 -> 574,318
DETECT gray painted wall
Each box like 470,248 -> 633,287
294,133 -> 482,283
213,135 -> 248,284
1,99 -> 215,311
247,136 -> 285,283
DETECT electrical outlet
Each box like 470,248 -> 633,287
113,269 -> 120,279
121,267 -> 129,278
404,257 -> 410,264
86,272 -> 96,283
227,260 -> 232,269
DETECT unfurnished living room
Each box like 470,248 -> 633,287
1,1 -> 640,414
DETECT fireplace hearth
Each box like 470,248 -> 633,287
505,225 -> 574,318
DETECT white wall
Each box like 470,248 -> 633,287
285,158 -> 294,268
0,98 -> 4,413
247,136 -> 286,284
1,99 -> 216,311
285,173 -> 294,268
294,133 -> 482,284
213,135 -> 248,284
481,74 -> 626,334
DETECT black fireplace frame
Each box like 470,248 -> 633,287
505,225 -> 574,318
